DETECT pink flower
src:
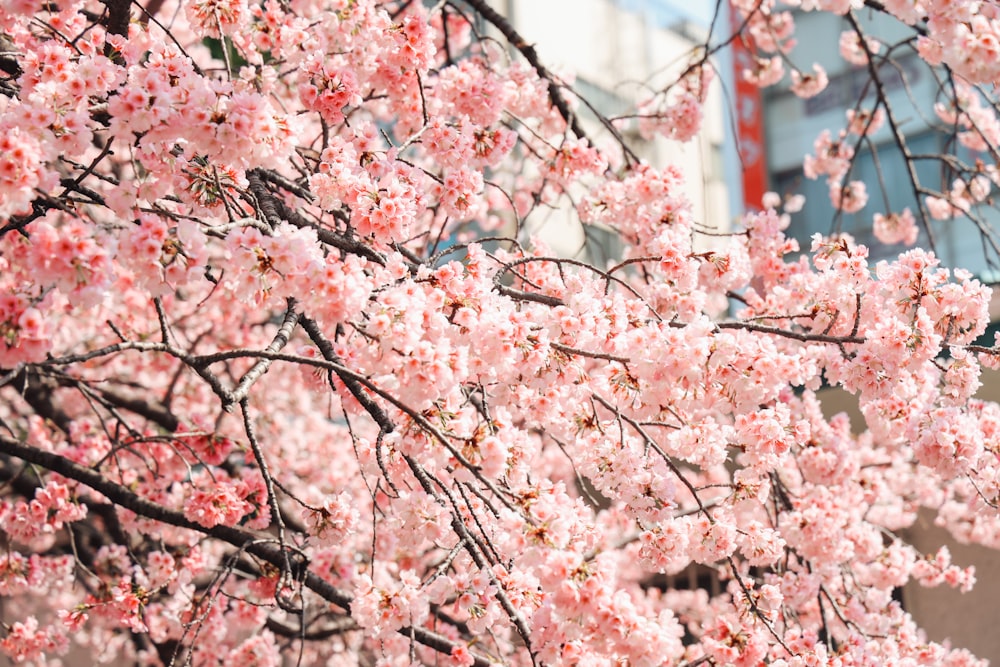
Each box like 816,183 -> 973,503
350,570 -> 429,638
439,167 -> 485,221
0,616 -> 61,663
0,128 -> 58,218
743,56 -> 784,87
846,107 -> 886,136
57,607 -> 89,632
304,492 -> 360,546
450,644 -> 476,667
873,208 -> 918,245
185,0 -> 251,37
298,58 -> 362,125
829,179 -> 868,213
183,485 -> 251,528
803,130 -> 853,182
790,64 -> 829,98
926,194 -> 962,220
839,30 -> 881,65
226,632 -> 279,667
0,3 -> 999,667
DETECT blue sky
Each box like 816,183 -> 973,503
655,0 -> 720,26
613,0 -> 721,28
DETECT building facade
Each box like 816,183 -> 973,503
762,8 -> 996,274
493,0 -> 731,262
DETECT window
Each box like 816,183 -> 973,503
772,133 -> 940,263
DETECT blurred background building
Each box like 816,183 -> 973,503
761,8 -> 997,275
492,0 -> 731,263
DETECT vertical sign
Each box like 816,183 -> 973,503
730,5 -> 768,211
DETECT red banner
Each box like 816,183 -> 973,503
730,5 -> 768,211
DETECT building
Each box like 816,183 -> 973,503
761,8 -> 996,274
494,0 -> 731,263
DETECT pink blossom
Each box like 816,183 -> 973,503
790,64 -> 829,98
846,107 -> 886,136
803,129 -> 853,182
873,208 -> 919,245
350,570 -> 429,638
829,179 -> 868,213
183,484 -> 252,528
0,616 -> 62,663
304,491 -> 360,546
299,58 -> 363,125
0,3 -> 997,667
639,92 -> 704,142
743,56 -> 785,87
185,0 -> 251,37
839,30 -> 881,65
226,632 -> 280,667
885,0 -> 927,25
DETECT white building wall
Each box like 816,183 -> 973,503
496,0 -> 731,259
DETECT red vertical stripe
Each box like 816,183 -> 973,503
730,4 -> 768,210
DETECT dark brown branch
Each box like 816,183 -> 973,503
495,285 -> 564,307
711,321 -> 866,345
550,342 -> 631,364
0,434 -> 491,667
861,1 -> 928,36
101,0 -> 131,38
19,372 -> 74,433
15,367 -> 180,433
265,614 -> 357,640
405,455 -> 538,665
97,386 -> 180,433
299,316 -> 396,434
846,11 -> 936,251
228,298 -> 300,408
246,170 -> 388,267
254,169 -> 315,202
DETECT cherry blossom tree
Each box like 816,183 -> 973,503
2,0 -> 1000,665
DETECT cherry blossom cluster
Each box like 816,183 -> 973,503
636,64 -> 715,143
1,0 -> 1000,666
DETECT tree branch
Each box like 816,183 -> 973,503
0,434 -> 492,667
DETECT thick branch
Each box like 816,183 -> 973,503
96,386 -> 180,432
228,298 -> 300,407
246,170 -> 388,267
0,434 -> 490,667
299,316 -> 396,434
19,372 -> 74,433
102,0 -> 131,38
